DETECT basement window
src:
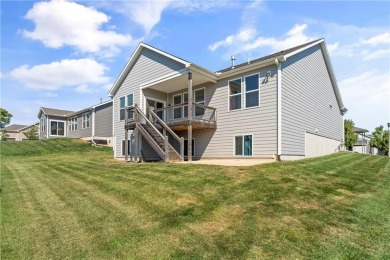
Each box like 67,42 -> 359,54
234,135 -> 253,156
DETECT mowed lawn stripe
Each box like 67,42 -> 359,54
50,160 -> 236,225
26,162 -> 156,258
4,160 -> 94,259
1,139 -> 389,259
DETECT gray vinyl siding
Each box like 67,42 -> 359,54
143,88 -> 167,103
95,102 -> 113,137
201,66 -> 277,158
67,113 -> 92,138
281,44 -> 343,156
167,66 -> 278,158
113,48 -> 185,157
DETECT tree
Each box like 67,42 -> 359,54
344,119 -> 358,150
370,125 -> 389,155
0,129 -> 9,141
23,126 -> 39,140
0,108 -> 12,129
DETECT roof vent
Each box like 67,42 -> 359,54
231,55 -> 236,69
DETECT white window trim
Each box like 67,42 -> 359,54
194,87 -> 205,105
145,97 -> 166,120
184,138 -> 195,158
194,87 -> 205,117
82,112 -> 91,129
40,117 -> 46,132
244,73 -> 260,109
233,134 -> 254,157
121,139 -> 131,156
68,116 -> 77,132
172,93 -> 183,119
228,77 -> 243,111
119,93 -> 134,121
49,119 -> 66,137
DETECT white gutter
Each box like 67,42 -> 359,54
91,108 -> 96,146
275,58 -> 285,160
46,115 -> 49,139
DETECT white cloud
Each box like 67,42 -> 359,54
339,71 -> 390,105
120,1 -> 172,34
75,84 -> 92,93
361,32 -> 390,46
22,0 -> 132,57
100,0 -> 239,34
209,24 -> 315,58
10,58 -> 110,91
362,48 -> 390,61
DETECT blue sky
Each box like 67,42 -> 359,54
1,0 -> 389,132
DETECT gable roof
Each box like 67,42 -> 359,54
38,107 -> 75,118
3,124 -> 28,132
67,100 -> 112,117
38,100 -> 112,118
108,39 -> 346,112
108,42 -> 217,97
217,39 -> 320,73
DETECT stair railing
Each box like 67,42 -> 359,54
125,104 -> 170,162
134,106 -> 170,162
149,108 -> 184,161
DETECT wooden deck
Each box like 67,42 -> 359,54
165,119 -> 217,131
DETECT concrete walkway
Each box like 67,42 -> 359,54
175,158 -> 276,166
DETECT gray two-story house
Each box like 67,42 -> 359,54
109,39 -> 347,161
38,100 -> 113,145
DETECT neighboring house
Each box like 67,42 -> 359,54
109,39 -> 347,162
38,101 -> 113,145
1,123 -> 38,141
352,128 -> 379,155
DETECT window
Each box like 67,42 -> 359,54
183,92 -> 188,118
173,94 -> 182,119
119,94 -> 133,121
229,78 -> 242,110
82,112 -> 90,128
245,74 -> 259,108
121,135 -> 134,156
184,139 -> 195,157
68,117 -> 77,131
40,117 -> 46,132
235,135 -> 252,156
50,121 -> 65,136
194,88 -> 205,116
119,96 -> 125,121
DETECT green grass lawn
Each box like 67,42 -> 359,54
1,139 -> 389,259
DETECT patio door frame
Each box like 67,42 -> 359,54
145,97 -> 166,121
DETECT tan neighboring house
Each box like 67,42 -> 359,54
1,123 -> 39,141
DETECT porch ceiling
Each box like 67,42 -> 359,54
143,72 -> 213,93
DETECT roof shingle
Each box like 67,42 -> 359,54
217,39 -> 321,73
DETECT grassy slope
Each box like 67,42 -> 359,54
1,139 -> 389,259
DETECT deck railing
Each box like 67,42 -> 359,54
154,103 -> 217,124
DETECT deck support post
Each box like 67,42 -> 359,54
180,137 -> 184,161
124,106 -> 129,162
134,104 -> 139,162
164,136 -> 169,162
187,72 -> 193,162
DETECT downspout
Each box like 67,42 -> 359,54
91,107 -> 96,146
46,115 -> 49,139
275,58 -> 283,161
